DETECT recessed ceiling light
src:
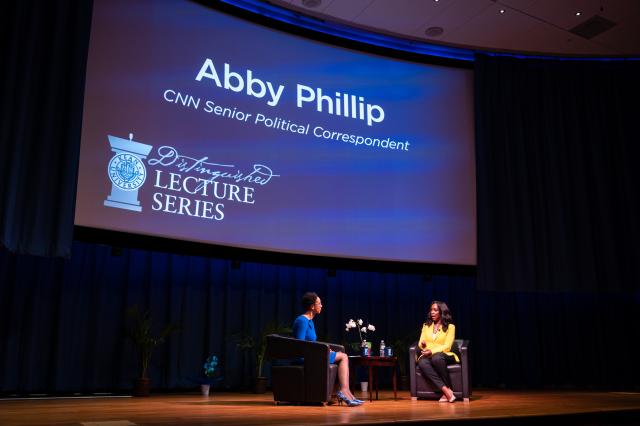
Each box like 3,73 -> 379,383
499,9 -> 505,14
302,0 -> 322,8
576,12 -> 582,16
425,26 -> 444,37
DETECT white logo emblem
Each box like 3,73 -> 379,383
107,153 -> 147,191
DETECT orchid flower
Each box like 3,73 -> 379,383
345,318 -> 376,343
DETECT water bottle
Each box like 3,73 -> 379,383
379,340 -> 385,357
362,339 -> 369,356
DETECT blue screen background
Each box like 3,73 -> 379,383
75,0 -> 476,265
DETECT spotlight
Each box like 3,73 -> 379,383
425,26 -> 444,37
302,0 -> 322,8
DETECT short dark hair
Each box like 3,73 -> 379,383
301,292 -> 319,311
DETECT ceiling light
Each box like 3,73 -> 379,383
302,0 -> 322,8
425,26 -> 444,37
576,12 -> 581,16
499,9 -> 505,14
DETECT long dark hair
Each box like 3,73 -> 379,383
425,300 -> 453,332
301,292 -> 319,311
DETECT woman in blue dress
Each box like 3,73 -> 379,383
292,292 -> 362,406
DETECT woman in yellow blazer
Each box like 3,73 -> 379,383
417,300 -> 459,403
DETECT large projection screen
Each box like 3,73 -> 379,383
75,0 -> 477,265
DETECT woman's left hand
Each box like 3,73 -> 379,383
421,349 -> 432,357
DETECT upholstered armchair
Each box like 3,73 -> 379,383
409,339 -> 471,402
265,334 -> 343,405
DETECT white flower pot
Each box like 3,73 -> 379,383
360,381 -> 368,392
200,384 -> 210,396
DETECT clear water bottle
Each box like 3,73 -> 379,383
362,339 -> 369,356
379,340 -> 385,357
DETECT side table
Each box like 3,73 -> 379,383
350,355 -> 397,401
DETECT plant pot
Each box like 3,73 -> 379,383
255,376 -> 267,394
200,384 -> 210,396
133,378 -> 151,397
360,381 -> 368,392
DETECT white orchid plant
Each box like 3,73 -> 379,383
345,318 -> 376,344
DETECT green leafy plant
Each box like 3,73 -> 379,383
125,306 -> 180,379
235,321 -> 292,378
390,332 -> 417,377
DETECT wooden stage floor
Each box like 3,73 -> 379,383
1,389 -> 639,426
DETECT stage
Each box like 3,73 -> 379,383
1,390 -> 639,426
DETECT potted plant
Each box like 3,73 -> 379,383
390,333 -> 416,390
125,306 -> 180,396
344,318 -> 375,355
199,355 -> 221,396
235,321 -> 292,393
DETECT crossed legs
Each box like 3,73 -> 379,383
334,351 -> 357,400
417,353 -> 456,401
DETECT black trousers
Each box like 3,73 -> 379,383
417,353 -> 457,390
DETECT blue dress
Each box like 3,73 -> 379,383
292,315 -> 337,364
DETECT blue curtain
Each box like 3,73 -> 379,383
0,242 -> 477,393
2,242 -> 638,394
475,54 -> 640,292
0,0 -> 91,257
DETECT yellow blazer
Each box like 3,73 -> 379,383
417,323 -> 459,363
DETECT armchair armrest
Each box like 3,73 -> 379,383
409,341 -> 419,397
318,341 -> 345,353
409,342 -> 419,359
265,334 -> 330,360
458,339 -> 470,398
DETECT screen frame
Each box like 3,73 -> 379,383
73,0 -> 477,275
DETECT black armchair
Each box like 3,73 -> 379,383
265,334 -> 343,405
409,339 -> 471,402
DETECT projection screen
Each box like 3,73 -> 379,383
75,0 -> 477,265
